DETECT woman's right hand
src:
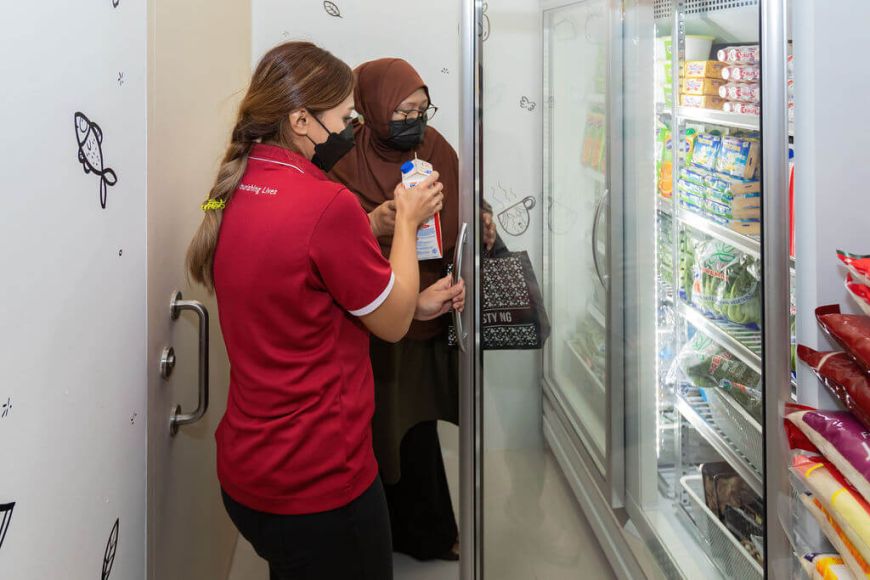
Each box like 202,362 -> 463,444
393,171 -> 444,227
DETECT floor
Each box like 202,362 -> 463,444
227,428 -> 615,580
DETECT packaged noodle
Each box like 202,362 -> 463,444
691,134 -> 722,171
722,65 -> 761,82
717,45 -> 760,65
682,77 -> 728,96
684,60 -> 728,79
723,101 -> 761,115
681,94 -> 726,110
716,136 -> 760,180
801,492 -> 870,580
706,198 -> 760,221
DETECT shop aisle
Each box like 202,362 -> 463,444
227,424 -> 613,580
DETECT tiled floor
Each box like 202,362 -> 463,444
227,436 -> 614,580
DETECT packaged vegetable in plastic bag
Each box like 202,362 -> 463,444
691,240 -> 761,327
672,333 -> 762,419
798,345 -> 870,430
817,305 -> 870,375
838,250 -> 870,287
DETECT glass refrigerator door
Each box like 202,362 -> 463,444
542,0 -> 622,496
622,0 -> 793,577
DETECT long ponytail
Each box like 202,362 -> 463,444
186,41 -> 354,291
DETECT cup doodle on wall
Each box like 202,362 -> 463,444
520,96 -> 537,111
74,113 -> 118,210
1,397 -> 11,419
0,503 -> 14,551
498,196 -> 536,237
323,1 -> 342,18
102,518 -> 119,580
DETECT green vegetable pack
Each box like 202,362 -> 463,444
690,240 -> 761,327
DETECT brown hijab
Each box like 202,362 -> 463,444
330,58 -> 459,341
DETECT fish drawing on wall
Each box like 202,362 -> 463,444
102,518 -> 119,580
323,1 -> 342,18
498,196 -> 536,237
0,502 -> 14,551
74,112 -> 118,210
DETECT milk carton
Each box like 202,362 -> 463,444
400,156 -> 443,261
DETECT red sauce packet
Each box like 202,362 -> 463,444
816,304 -> 870,376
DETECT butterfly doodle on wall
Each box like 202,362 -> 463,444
323,1 -> 342,18
102,518 -> 119,580
74,112 -> 118,210
0,503 -> 14,551
520,96 -> 537,111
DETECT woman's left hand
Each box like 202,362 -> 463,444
414,275 -> 466,321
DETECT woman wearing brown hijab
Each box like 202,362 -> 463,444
330,58 -> 470,562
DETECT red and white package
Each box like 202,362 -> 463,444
817,304 -> 870,376
723,102 -> 761,115
838,250 -> 870,287
799,345 -> 870,430
846,274 -> 870,317
717,45 -> 760,65
722,65 -> 761,82
719,82 -> 761,103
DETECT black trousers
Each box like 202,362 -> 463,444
384,421 -> 459,560
222,478 -> 393,580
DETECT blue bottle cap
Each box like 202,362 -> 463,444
400,161 -> 415,174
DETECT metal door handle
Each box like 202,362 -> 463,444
453,222 -> 469,353
591,188 -> 609,289
166,290 -> 210,436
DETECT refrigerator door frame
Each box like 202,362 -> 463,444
539,0 -> 627,511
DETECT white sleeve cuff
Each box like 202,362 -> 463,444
349,273 -> 395,317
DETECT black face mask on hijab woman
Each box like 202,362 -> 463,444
386,117 -> 427,151
309,115 -> 356,172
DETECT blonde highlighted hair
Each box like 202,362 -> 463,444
186,41 -> 354,290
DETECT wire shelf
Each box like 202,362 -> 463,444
677,301 -> 762,374
705,387 -> 763,473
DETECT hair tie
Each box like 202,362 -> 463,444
201,198 -> 226,212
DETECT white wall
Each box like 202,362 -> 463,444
0,2 -> 147,578
793,0 -> 870,408
252,0 -> 462,150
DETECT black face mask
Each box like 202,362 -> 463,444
309,116 -> 355,172
386,117 -> 427,151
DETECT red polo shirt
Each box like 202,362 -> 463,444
213,144 -> 394,515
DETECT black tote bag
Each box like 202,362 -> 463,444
449,235 -> 551,350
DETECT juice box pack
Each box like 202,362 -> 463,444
401,157 -> 444,261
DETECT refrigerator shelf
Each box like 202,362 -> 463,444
676,106 -> 760,131
656,195 -> 673,216
677,301 -> 762,374
677,207 -> 760,259
588,302 -> 606,328
566,340 -> 606,396
680,475 -> 764,580
705,387 -> 763,473
676,388 -> 763,495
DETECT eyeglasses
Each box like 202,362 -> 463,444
393,105 -> 438,125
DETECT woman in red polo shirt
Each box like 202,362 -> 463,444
185,42 -> 464,580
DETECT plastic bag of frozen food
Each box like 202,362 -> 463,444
798,345 -> 870,431
799,552 -> 855,580
691,240 -> 761,327
817,305 -> 870,375
800,491 -> 870,580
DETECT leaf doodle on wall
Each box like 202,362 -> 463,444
323,1 -> 342,18
479,3 -> 490,41
498,196 -> 536,237
0,503 -> 14,551
1,397 -> 11,419
102,518 -> 119,580
520,96 -> 537,111
74,113 -> 118,210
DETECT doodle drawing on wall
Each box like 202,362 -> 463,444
479,3 -> 491,41
520,96 -> 537,111
0,502 -> 14,551
74,113 -> 118,210
1,397 -> 11,419
498,196 -> 536,237
323,1 -> 342,18
102,518 -> 119,580
112,0 -> 119,7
